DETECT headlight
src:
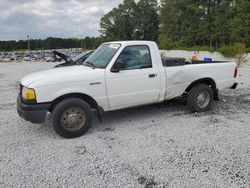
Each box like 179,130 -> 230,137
22,87 -> 36,101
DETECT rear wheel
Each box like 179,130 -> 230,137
187,84 -> 214,112
51,98 -> 92,138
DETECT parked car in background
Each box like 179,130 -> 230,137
10,55 -> 17,61
46,56 -> 54,62
2,58 -> 11,63
23,56 -> 31,61
1,49 -> 89,63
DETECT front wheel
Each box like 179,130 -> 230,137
187,84 -> 214,112
51,98 -> 92,138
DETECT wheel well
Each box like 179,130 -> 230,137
49,93 -> 98,112
185,78 -> 218,99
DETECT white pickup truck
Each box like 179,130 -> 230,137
17,41 -> 238,138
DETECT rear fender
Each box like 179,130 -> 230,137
185,78 -> 218,100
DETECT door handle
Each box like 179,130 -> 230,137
149,74 -> 157,78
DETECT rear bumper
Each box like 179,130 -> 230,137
17,95 -> 50,124
231,82 -> 238,89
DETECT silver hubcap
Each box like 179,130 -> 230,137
60,107 -> 86,131
197,91 -> 210,109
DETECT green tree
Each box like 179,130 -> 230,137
100,0 -> 137,41
134,0 -> 159,41
159,0 -> 241,48
199,0 -> 235,47
100,0 -> 159,41
160,0 -> 203,47
0,37 -> 103,51
231,0 -> 250,47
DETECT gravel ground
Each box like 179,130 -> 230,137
0,62 -> 250,188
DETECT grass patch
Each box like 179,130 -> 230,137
218,46 -> 237,57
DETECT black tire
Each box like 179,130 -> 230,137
187,84 -> 214,112
51,98 -> 92,138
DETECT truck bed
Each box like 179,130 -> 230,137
162,57 -> 231,67
163,57 -> 236,100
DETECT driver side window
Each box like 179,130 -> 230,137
116,45 -> 152,70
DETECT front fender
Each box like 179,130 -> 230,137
34,82 -> 110,111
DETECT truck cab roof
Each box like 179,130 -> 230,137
104,40 -> 156,46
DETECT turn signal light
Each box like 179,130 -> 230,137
22,87 -> 36,100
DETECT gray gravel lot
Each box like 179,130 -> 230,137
0,62 -> 250,187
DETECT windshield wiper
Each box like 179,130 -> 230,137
84,61 -> 96,68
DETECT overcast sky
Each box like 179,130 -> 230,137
0,0 -> 123,41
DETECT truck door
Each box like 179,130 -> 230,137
106,45 -> 161,110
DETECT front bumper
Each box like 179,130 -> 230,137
17,95 -> 50,124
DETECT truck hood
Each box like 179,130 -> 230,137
21,65 -> 104,88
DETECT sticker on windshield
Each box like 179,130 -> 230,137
109,44 -> 120,49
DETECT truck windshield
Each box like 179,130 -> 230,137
84,43 -> 121,68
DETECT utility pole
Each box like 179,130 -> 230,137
27,35 -> 30,51
27,35 -> 31,61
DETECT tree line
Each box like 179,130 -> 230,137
0,37 -> 104,51
159,0 -> 250,50
100,0 -> 159,41
0,0 -> 249,53
100,0 -> 249,50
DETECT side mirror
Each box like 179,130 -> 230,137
111,61 -> 123,73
